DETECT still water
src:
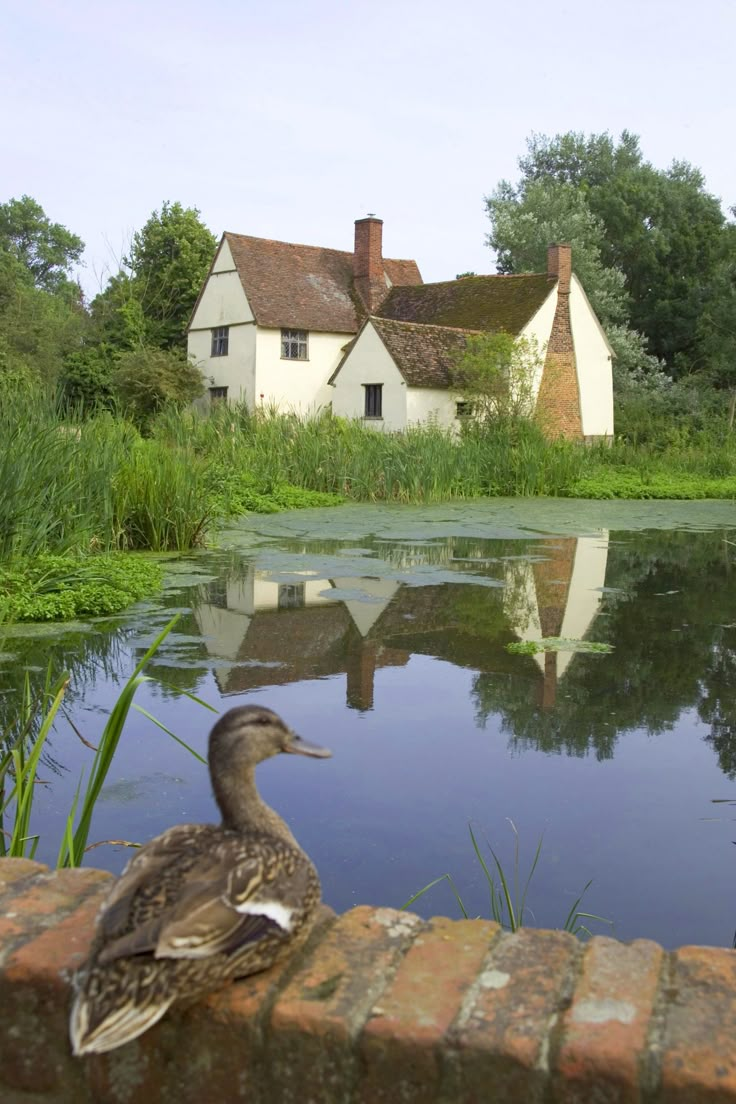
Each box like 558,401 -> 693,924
3,499 -> 736,948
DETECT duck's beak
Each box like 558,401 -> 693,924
283,732 -> 332,759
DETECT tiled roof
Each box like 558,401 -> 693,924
224,233 -> 422,334
377,273 -> 553,334
369,317 -> 480,388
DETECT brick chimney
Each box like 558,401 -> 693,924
354,216 -> 387,313
547,243 -> 572,294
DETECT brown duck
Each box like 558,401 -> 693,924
70,705 -> 331,1056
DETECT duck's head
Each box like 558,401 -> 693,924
208,705 -> 332,773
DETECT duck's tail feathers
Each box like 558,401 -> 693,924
70,988 -> 175,1056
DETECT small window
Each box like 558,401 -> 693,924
456,401 -> 474,418
209,386 -> 228,402
211,326 -> 229,356
281,329 -> 308,360
364,384 -> 383,419
278,583 -> 305,609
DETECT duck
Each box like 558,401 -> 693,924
70,704 -> 331,1056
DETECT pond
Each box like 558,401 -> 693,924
2,499 -> 736,949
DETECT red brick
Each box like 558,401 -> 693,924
356,915 -> 498,1103
451,927 -> 577,1104
660,945 -> 736,1103
266,905 -> 423,1103
0,857 -> 48,890
554,936 -> 663,1103
0,881 -> 108,1098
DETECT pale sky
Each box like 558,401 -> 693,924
3,0 -> 734,298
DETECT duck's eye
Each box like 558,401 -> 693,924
255,716 -> 271,725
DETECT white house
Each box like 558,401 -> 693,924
187,218 -> 421,414
187,218 -> 614,440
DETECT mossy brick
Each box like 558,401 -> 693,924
0,857 -> 49,891
660,945 -> 736,1102
356,915 -> 498,1103
553,936 -> 663,1104
266,905 -> 424,1104
449,927 -> 577,1104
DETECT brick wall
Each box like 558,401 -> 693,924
537,243 -> 583,440
1,857 -> 735,1103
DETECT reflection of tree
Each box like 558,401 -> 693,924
473,530 -> 736,764
700,628 -> 736,778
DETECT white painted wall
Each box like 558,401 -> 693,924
188,239 -> 257,406
330,323 -> 408,430
188,323 -> 257,407
406,387 -> 459,429
557,531 -> 609,677
189,240 -> 254,329
569,276 -> 614,439
254,329 -> 348,415
519,285 -> 556,405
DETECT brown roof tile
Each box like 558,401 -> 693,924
369,317 -> 480,388
378,272 -> 553,333
224,233 -> 422,334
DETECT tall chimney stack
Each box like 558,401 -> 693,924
547,243 -> 572,294
354,216 -> 386,313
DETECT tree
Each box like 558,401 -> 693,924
103,201 -> 216,351
450,332 -> 544,423
0,195 -> 84,295
0,200 -> 86,385
112,345 -> 204,429
490,132 -> 731,375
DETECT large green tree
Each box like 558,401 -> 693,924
0,197 -> 86,383
487,132 -> 734,378
0,195 -> 84,296
92,201 -> 216,352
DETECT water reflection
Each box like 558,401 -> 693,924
191,534 -> 610,717
2,506 -> 736,948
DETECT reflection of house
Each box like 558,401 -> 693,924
193,536 -> 609,712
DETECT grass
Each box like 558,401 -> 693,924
0,616 -> 212,866
402,821 -> 611,939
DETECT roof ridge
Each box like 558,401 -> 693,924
371,316 -> 484,336
223,231 -> 416,266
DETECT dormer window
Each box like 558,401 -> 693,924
211,326 -> 229,356
281,329 -> 308,360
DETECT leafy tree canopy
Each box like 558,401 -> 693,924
93,201 -> 216,351
0,195 -> 84,295
486,132 -> 735,377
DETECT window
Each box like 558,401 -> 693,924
278,583 -> 306,609
281,329 -> 308,360
456,401 -> 474,418
209,386 -> 228,402
211,326 -> 229,356
364,384 -> 383,419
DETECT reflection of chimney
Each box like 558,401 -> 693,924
354,217 -> 387,313
346,640 -> 377,711
542,651 -> 557,710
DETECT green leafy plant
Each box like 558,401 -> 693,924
0,554 -> 162,623
402,821 -> 611,939
0,616 -> 212,866
505,638 -> 614,656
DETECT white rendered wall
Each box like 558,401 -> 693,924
188,323 -> 257,407
189,240 -> 254,329
406,387 -> 459,429
330,323 -> 407,430
569,277 -> 614,438
519,285 -> 556,405
254,329 -> 348,415
188,239 -> 257,406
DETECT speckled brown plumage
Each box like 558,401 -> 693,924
70,706 -> 330,1056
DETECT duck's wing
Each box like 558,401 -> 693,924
97,837 -> 312,965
